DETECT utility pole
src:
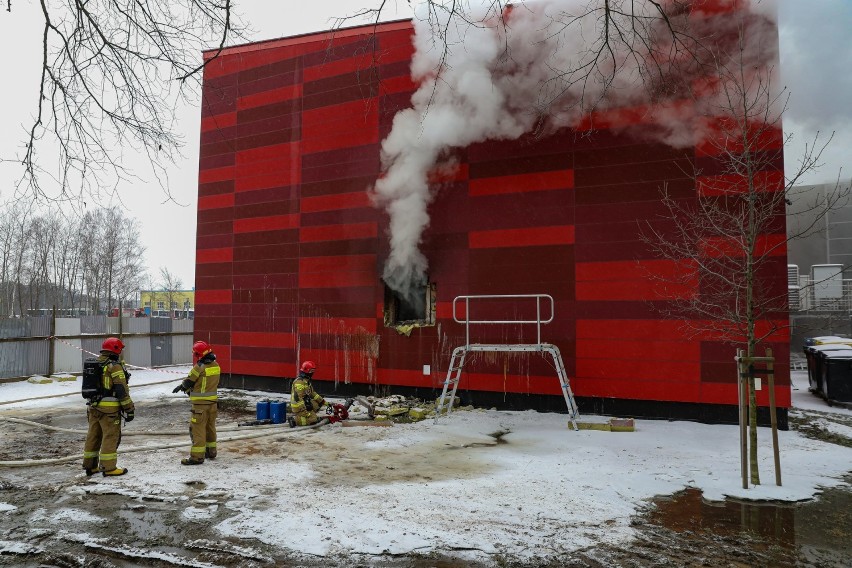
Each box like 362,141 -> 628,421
825,185 -> 831,264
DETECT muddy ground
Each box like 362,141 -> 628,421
0,394 -> 850,567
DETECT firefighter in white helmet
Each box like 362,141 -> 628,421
289,360 -> 331,427
172,340 -> 220,465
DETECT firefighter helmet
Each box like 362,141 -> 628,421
102,337 -> 125,355
193,340 -> 213,359
300,360 -> 316,374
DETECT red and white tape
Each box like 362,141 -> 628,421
49,335 -> 187,375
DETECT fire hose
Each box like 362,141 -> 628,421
0,396 -> 375,467
0,415 -> 295,436
0,418 -> 329,468
0,363 -> 376,468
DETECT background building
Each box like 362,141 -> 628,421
140,289 -> 195,318
193,7 -> 789,425
786,183 -> 852,348
787,182 -> 852,270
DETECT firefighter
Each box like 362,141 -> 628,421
82,337 -> 135,477
288,360 -> 332,427
172,340 -> 220,465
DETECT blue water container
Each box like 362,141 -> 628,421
270,400 -> 286,424
256,400 -> 271,421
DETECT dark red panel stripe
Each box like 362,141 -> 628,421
469,226 -> 574,248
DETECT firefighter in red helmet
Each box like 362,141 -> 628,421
289,360 -> 331,427
82,337 -> 135,477
172,340 -> 220,465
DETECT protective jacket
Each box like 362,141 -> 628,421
90,355 -> 134,412
290,371 -> 327,426
180,357 -> 220,405
82,354 -> 134,473
179,355 -> 220,461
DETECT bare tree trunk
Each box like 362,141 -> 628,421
158,267 -> 183,319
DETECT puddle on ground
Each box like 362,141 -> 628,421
117,506 -> 176,541
649,477 -> 852,562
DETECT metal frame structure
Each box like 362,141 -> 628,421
434,294 -> 579,430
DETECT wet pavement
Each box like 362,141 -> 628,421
640,480 -> 852,568
1,479 -> 849,567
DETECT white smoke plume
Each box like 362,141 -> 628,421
372,0 -> 778,299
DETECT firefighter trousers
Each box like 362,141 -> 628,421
292,410 -> 320,426
83,406 -> 122,472
189,403 -> 217,460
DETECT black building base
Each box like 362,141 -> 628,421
221,373 -> 788,431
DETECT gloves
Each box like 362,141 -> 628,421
125,409 -> 135,423
172,385 -> 184,394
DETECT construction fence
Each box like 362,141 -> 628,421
0,316 -> 194,380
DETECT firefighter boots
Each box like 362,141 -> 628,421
181,457 -> 204,466
102,467 -> 128,477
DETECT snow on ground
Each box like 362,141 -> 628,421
1,367 -> 851,560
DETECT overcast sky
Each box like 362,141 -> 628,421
0,0 -> 849,289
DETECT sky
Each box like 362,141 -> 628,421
0,368 -> 851,562
0,0 -> 850,290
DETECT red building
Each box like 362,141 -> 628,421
194,6 -> 790,425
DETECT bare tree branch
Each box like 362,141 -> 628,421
4,0 -> 242,204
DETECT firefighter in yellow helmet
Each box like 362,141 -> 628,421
82,337 -> 135,477
288,360 -> 332,427
172,340 -> 220,465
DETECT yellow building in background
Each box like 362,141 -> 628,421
140,289 -> 195,318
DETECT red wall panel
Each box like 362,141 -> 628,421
195,14 -> 789,415
469,226 -> 574,249
232,214 -> 299,233
469,170 -> 573,196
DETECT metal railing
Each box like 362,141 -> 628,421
453,294 -> 554,347
439,294 -> 578,429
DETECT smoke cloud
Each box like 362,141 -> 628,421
372,0 -> 779,299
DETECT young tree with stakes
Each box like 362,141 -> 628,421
640,24 -> 848,485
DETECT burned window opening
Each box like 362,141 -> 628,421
384,281 -> 436,329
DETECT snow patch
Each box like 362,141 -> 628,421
0,540 -> 41,554
182,504 -> 218,520
31,507 -> 103,524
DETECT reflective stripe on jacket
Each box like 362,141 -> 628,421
187,361 -> 220,404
